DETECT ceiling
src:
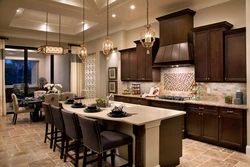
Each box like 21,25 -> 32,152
0,0 -> 231,45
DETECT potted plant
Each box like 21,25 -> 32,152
96,98 -> 106,108
225,96 -> 233,104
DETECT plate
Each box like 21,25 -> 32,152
107,112 -> 127,118
65,101 -> 74,104
71,104 -> 85,108
84,107 -> 101,113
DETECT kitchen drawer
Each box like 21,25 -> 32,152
186,104 -> 218,113
131,98 -> 149,106
219,107 -> 244,117
151,100 -> 184,111
114,95 -> 131,103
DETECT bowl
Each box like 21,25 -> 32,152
67,99 -> 74,103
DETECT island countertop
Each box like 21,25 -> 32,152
61,99 -> 186,126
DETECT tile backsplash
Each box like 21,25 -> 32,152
121,66 -> 246,103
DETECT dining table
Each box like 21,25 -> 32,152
61,98 -> 186,167
21,98 -> 44,122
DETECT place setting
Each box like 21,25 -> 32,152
71,100 -> 86,108
107,105 -> 129,118
84,103 -> 101,113
65,98 -> 75,104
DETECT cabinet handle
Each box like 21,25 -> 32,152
208,78 -> 210,80
225,78 -> 227,80
142,78 -> 145,80
227,110 -> 234,113
219,115 -> 221,118
206,78 -> 208,80
199,107 -> 204,110
201,113 -> 203,115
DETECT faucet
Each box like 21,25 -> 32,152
106,93 -> 114,107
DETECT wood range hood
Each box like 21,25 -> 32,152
153,8 -> 196,67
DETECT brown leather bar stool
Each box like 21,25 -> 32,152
61,109 -> 84,167
42,102 -> 54,149
77,115 -> 133,167
50,105 -> 66,159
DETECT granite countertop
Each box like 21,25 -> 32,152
115,94 -> 248,110
61,99 -> 186,126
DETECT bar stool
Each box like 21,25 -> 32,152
77,115 -> 133,167
61,109 -> 83,167
42,102 -> 54,149
50,105 -> 65,159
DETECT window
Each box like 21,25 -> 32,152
5,59 -> 38,85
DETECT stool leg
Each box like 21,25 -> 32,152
53,128 -> 58,151
50,124 -> 54,149
83,146 -> 87,167
60,132 -> 65,159
74,140 -> 80,167
97,153 -> 102,167
12,113 -> 16,123
14,114 -> 18,124
111,149 -> 115,166
128,143 -> 133,167
64,136 -> 69,162
44,123 -> 48,143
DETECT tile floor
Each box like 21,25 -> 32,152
0,112 -> 250,167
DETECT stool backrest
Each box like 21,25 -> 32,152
34,90 -> 46,99
50,105 -> 64,131
42,102 -> 53,124
78,115 -> 102,153
60,92 -> 74,101
61,109 -> 82,140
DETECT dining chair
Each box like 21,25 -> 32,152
50,105 -> 65,159
61,109 -> 84,167
60,92 -> 74,101
77,115 -> 133,167
34,90 -> 46,118
44,93 -> 59,107
42,102 -> 54,149
11,93 -> 34,124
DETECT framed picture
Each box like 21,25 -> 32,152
108,81 -> 117,93
108,67 -> 117,80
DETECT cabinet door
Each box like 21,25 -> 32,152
114,95 -> 131,103
224,28 -> 246,82
130,98 -> 149,106
186,110 -> 202,138
121,51 -> 130,81
208,29 -> 224,82
137,43 -> 146,80
194,31 -> 208,81
202,111 -> 218,142
151,100 -> 184,110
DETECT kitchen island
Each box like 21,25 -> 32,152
61,99 -> 186,167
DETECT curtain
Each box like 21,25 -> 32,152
0,39 -> 6,116
70,53 -> 84,97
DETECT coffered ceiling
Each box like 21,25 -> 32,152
0,0 -> 231,45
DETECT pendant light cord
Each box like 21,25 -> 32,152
59,15 -> 61,46
107,0 -> 109,37
82,0 -> 85,44
46,13 -> 48,45
146,0 -> 149,26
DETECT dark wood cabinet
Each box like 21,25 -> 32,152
218,107 -> 246,152
224,28 -> 246,82
151,100 -> 184,111
134,39 -> 160,81
156,9 -> 195,46
186,104 -> 218,143
130,97 -> 149,106
120,48 -> 137,81
114,95 -> 131,103
192,21 -> 233,82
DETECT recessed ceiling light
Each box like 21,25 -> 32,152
112,14 -> 116,18
17,9 -> 20,12
130,5 -> 135,10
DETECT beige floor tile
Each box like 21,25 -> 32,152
199,158 -> 230,167
234,161 -> 250,167
28,157 -> 57,167
203,149 -> 231,161
228,152 -> 250,164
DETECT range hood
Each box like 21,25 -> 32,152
153,8 -> 196,67
153,42 -> 194,67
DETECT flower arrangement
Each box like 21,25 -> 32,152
44,83 -> 63,93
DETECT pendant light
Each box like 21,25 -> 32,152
140,0 -> 155,53
102,0 -> 113,56
78,0 -> 87,60
38,13 -> 69,55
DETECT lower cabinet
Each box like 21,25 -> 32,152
151,100 -> 184,110
114,95 -> 131,103
130,97 -> 149,105
186,104 -> 246,152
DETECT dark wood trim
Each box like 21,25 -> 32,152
24,49 -> 28,97
133,125 -> 145,167
50,55 -> 54,83
5,45 -> 37,50
192,21 -> 233,32
156,8 -> 196,21
0,37 -> 8,40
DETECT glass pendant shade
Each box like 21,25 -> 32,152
140,24 -> 155,48
102,36 -> 113,55
78,44 -> 87,60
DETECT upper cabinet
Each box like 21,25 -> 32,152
224,28 -> 246,82
119,38 -> 160,82
120,48 -> 137,81
192,21 -> 233,82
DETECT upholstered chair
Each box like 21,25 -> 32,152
11,93 -> 34,124
77,115 -> 133,167
44,93 -> 59,107
61,109 -> 83,167
60,92 -> 74,101
42,102 -> 54,149
34,90 -> 46,99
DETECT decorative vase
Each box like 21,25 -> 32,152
225,98 -> 232,104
